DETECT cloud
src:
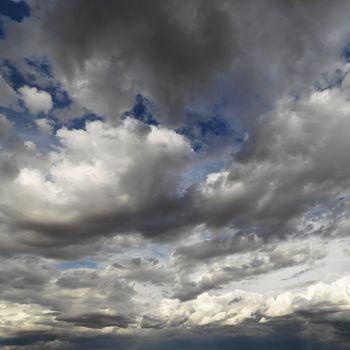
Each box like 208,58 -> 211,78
2,1 -> 350,348
2,72 -> 350,257
19,85 -> 53,114
171,238 -> 326,301
0,117 -> 192,252
0,237 -> 347,348
36,0 -> 235,123
155,275 -> 350,336
1,251 -> 347,336
35,118 -> 53,134
1,2 -> 350,253
56,313 -> 133,329
0,74 -> 17,108
0,114 -> 40,182
19,0 -> 347,128
1,0 -> 349,126
194,80 -> 350,239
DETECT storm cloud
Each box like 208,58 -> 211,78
1,0 -> 350,349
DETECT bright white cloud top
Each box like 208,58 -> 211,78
19,86 -> 53,114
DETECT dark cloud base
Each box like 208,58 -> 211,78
0,330 -> 347,350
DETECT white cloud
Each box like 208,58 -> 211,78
4,118 -> 191,225
35,118 -> 54,134
156,275 -> 350,328
19,86 -> 53,114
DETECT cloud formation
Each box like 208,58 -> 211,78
2,0 -> 344,126
1,0 -> 350,349
19,85 -> 52,114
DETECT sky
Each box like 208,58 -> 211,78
1,0 -> 350,349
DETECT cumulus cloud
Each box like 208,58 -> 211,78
0,116 -> 193,256
155,275 -> 350,333
2,1 -> 350,348
2,71 -> 350,257
4,72 -> 350,254
19,86 -> 53,114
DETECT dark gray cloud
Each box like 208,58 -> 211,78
55,270 -> 100,289
39,0 -> 235,123
19,0 -> 347,127
56,313 -> 133,329
1,321 -> 349,350
140,315 -> 166,329
174,232 -> 263,262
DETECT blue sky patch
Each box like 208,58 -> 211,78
122,94 -> 159,126
0,105 -> 35,130
0,0 -> 30,39
44,84 -> 72,109
0,59 -> 30,89
58,260 -> 98,270
0,107 -> 60,153
25,57 -> 53,78
177,110 -> 234,152
0,0 -> 30,22
178,159 -> 229,195
1,59 -> 72,109
63,113 -> 103,131
342,42 -> 350,62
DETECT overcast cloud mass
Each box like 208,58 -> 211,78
1,0 -> 350,349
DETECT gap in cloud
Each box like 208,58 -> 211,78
178,159 -> 230,195
173,104 -> 248,194
0,0 -> 31,39
42,84 -> 72,109
25,57 -> 53,78
0,106 -> 60,153
0,105 -> 36,130
58,260 -> 99,270
0,59 -> 72,109
0,0 -> 30,22
299,195 -> 350,238
342,41 -> 350,62
176,107 -> 238,152
122,93 -> 159,126
1,59 -> 32,88
63,113 -> 104,131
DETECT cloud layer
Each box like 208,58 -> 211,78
1,0 -> 350,349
